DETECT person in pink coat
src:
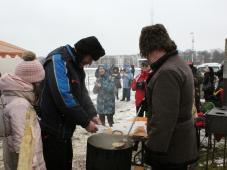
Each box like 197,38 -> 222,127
0,51 -> 46,170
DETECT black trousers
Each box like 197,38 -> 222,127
122,88 -> 131,101
42,131 -> 73,170
99,114 -> 114,127
114,88 -> 119,99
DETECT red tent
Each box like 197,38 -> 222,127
0,41 -> 27,58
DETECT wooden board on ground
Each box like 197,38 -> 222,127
128,117 -> 147,122
131,165 -> 144,170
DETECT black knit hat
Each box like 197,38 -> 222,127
139,24 -> 177,57
74,36 -> 105,61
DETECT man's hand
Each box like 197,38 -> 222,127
92,116 -> 101,125
86,121 -> 98,133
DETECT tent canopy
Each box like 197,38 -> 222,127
0,41 -> 27,58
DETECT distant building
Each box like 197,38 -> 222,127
89,54 -> 142,68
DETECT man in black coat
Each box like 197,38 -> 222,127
39,36 -> 105,170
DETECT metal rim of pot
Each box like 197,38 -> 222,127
87,130 -> 133,151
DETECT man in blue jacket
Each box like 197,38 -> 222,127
39,36 -> 105,170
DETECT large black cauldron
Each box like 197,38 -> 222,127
86,133 -> 133,170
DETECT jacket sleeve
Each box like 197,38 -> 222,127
148,70 -> 181,153
129,73 -> 133,80
131,79 -> 137,91
9,103 -> 27,153
131,74 -> 140,91
46,54 -> 89,128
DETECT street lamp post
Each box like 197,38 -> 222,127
151,0 -> 154,25
190,32 -> 195,63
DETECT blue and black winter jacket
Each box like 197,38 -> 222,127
39,45 -> 97,139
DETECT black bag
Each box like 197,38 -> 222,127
93,80 -> 101,94
93,85 -> 100,94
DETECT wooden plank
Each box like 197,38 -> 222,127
131,165 -> 144,170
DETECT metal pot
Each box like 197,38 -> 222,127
86,131 -> 133,170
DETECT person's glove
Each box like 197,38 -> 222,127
136,81 -> 145,89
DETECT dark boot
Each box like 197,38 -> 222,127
107,115 -> 114,127
99,115 -> 105,126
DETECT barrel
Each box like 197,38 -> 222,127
86,133 -> 133,170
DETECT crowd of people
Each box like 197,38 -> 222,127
1,23 -> 224,170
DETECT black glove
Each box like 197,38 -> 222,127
136,81 -> 145,90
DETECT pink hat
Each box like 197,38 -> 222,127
15,51 -> 45,83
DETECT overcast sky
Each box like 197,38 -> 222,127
1,0 -> 227,56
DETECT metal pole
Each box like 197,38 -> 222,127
87,71 -> 90,94
206,135 -> 211,170
190,32 -> 195,62
224,136 -> 227,170
212,137 -> 216,165
223,39 -> 227,108
151,0 -> 154,25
